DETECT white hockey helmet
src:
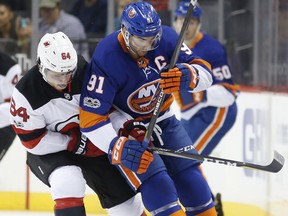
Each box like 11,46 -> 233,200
37,32 -> 78,82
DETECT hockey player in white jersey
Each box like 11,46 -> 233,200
0,52 -> 22,162
10,32 -> 146,216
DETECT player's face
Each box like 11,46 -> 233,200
174,17 -> 199,42
45,69 -> 74,91
129,34 -> 159,56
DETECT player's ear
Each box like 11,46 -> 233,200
121,25 -> 126,34
37,57 -> 41,66
37,57 -> 43,73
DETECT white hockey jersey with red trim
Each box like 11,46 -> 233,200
10,55 -> 87,155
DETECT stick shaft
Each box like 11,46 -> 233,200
143,1 -> 197,145
149,147 -> 285,173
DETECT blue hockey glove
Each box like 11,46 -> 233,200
108,136 -> 154,174
159,63 -> 199,94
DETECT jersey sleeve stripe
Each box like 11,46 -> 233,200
193,107 -> 228,153
12,125 -> 47,149
190,58 -> 211,71
119,165 -> 141,191
173,91 -> 198,111
79,108 -> 109,129
219,83 -> 240,97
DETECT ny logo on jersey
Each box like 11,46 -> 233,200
128,80 -> 160,114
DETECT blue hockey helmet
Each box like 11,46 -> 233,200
121,2 -> 162,50
175,1 -> 202,20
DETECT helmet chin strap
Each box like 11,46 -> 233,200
121,28 -> 142,58
194,23 -> 201,39
37,61 -> 48,82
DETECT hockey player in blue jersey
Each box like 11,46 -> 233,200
173,2 -> 241,215
173,1 -> 239,156
80,2 -> 217,216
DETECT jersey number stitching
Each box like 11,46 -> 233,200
10,98 -> 30,122
87,74 -> 105,94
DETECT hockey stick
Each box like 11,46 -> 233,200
143,0 -> 198,146
149,147 -> 285,173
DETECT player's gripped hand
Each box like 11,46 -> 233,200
108,136 -> 154,174
67,127 -> 105,157
159,63 -> 199,94
67,127 -> 87,155
118,119 -> 153,146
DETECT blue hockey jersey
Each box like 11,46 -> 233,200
174,32 -> 240,113
80,26 -> 212,152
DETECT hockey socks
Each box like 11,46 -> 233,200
172,166 -> 216,216
140,170 -> 185,216
54,197 -> 86,216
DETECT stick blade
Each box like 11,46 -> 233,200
267,150 -> 285,173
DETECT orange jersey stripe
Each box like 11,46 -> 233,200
120,165 -> 141,190
194,107 -> 227,153
220,83 -> 241,96
118,32 -> 129,53
135,95 -> 174,122
79,108 -> 109,129
189,32 -> 204,49
132,96 -> 156,104
190,58 -> 212,71
173,91 -> 206,111
188,32 -> 212,74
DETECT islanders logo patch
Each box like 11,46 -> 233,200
127,80 -> 161,114
128,7 -> 137,19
